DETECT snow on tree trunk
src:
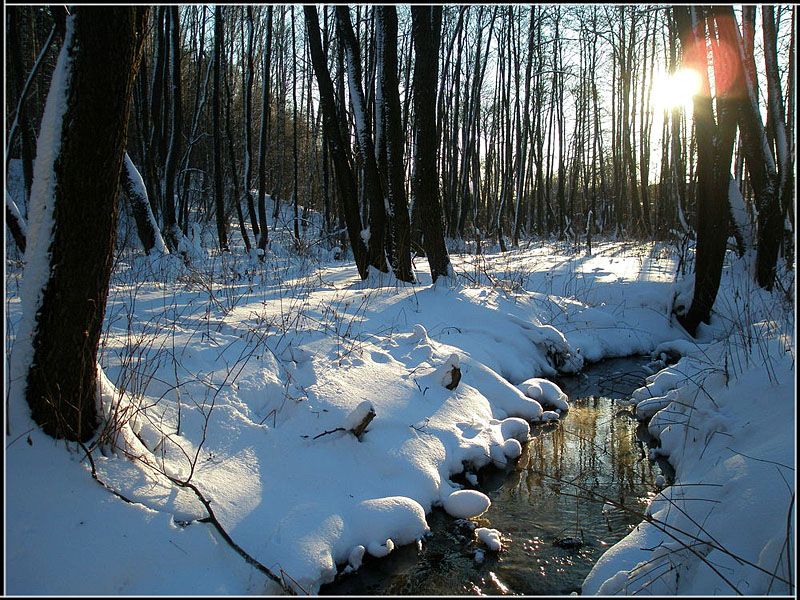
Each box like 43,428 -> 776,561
121,152 -> 169,256
6,191 -> 27,253
336,6 -> 389,274
14,7 -> 148,442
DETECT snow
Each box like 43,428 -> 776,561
442,489 -> 492,519
475,527 -> 503,552
518,376 -> 569,410
582,264 -> 795,595
122,152 -> 169,256
5,205 -> 795,595
344,400 -> 375,431
8,14 -> 75,413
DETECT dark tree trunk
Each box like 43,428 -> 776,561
304,5 -> 370,279
212,6 -> 229,252
378,6 -> 414,282
223,37 -> 251,253
756,6 -> 790,289
161,5 -> 182,252
146,7 -> 166,223
411,6 -> 452,283
24,6 -> 149,441
7,6 -> 37,204
243,6 -> 260,240
256,6 -> 273,257
673,6 -> 738,337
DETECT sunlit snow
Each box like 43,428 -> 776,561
5,197 -> 795,595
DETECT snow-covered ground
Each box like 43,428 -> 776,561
5,209 -> 795,595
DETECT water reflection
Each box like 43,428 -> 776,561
321,357 -> 663,596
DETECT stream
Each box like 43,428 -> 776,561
321,356 -> 671,595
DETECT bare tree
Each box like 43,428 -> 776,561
161,5 -> 183,251
377,6 -> 414,282
672,6 -> 740,336
256,5 -> 274,256
411,6 -> 452,283
336,6 -> 389,273
212,5 -> 229,252
304,5 -> 370,279
21,6 -> 149,441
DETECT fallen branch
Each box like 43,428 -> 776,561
78,440 -> 136,505
110,444 -> 305,595
162,472 -> 304,595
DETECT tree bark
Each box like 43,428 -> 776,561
256,6 -> 273,256
243,6 -> 260,240
673,6 -> 737,336
23,6 -> 149,441
212,6 -> 229,252
411,6 -> 452,283
378,6 -> 414,282
161,6 -> 183,252
304,5 -> 370,279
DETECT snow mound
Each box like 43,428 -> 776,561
345,496 -> 429,549
475,527 -> 503,551
499,417 -> 531,442
518,377 -> 569,411
442,489 -> 491,519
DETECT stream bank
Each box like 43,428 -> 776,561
322,356 -> 671,595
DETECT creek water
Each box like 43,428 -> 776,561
321,356 -> 669,595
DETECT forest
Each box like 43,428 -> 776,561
7,5 -> 794,281
5,4 -> 796,597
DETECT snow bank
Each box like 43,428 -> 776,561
6,236 -> 792,596
583,336 -> 795,595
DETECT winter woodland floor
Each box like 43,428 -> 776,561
5,219 -> 796,595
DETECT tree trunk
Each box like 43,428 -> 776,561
212,6 -> 229,252
121,152 -> 168,255
158,6 -> 182,252
378,6 -> 414,282
304,5 -> 370,279
223,34 -> 251,253
243,6 -> 260,240
673,6 -> 738,336
336,6 -> 389,273
411,6 -> 452,283
256,6 -> 273,256
22,6 -> 149,441
6,6 -> 38,205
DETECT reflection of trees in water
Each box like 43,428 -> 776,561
324,358 -> 662,595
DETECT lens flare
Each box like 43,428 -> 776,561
653,68 -> 702,112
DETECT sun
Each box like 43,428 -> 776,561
652,68 -> 702,112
